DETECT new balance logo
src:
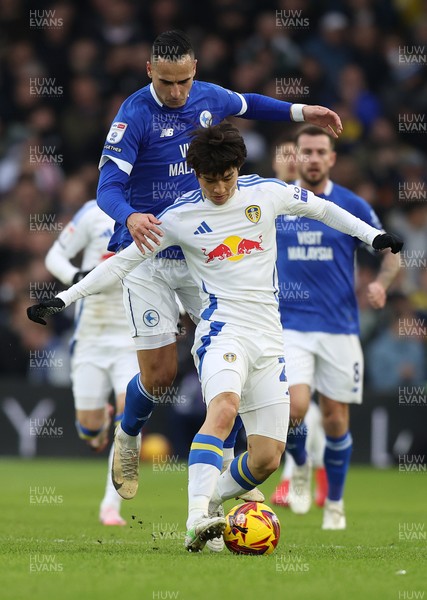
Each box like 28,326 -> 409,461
193,221 -> 213,235
160,128 -> 174,137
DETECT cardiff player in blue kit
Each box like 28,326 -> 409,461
274,126 -> 401,529
95,30 -> 345,505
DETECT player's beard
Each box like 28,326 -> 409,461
300,168 -> 327,189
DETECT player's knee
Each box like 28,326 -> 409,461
216,395 -> 239,431
322,410 -> 348,436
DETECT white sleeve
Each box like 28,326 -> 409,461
56,211 -> 177,307
57,242 -> 146,307
45,210 -> 92,285
276,183 -> 380,247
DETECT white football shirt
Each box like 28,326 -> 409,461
58,176 -> 380,335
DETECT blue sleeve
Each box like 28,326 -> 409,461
240,94 -> 292,121
97,160 -> 136,225
99,99 -> 145,175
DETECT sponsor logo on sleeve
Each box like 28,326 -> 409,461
106,122 -> 128,144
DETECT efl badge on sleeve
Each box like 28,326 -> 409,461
245,205 -> 261,223
106,122 -> 128,144
223,353 -> 237,363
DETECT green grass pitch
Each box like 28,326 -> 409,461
1,459 -> 425,600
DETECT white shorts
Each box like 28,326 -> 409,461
192,321 -> 290,420
240,403 -> 290,443
71,339 -> 139,410
123,257 -> 203,350
283,329 -> 364,404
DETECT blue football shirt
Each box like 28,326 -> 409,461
275,180 -> 383,334
99,81 -> 247,254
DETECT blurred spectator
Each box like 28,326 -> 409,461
366,295 -> 426,391
0,3 -> 425,394
303,12 -> 352,90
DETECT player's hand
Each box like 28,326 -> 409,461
367,281 -> 386,309
302,106 -> 343,138
126,213 -> 163,253
372,233 -> 404,254
72,270 -> 91,284
26,298 -> 65,326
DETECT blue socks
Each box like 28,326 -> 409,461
224,415 -> 243,449
286,419 -> 308,466
121,374 -> 156,436
229,451 -> 263,490
75,421 -> 103,440
324,432 -> 353,501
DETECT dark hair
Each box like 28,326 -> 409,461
187,122 -> 247,176
295,124 -> 335,149
151,30 -> 194,61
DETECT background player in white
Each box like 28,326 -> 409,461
96,30 -> 344,491
28,123 -> 403,550
275,125 -> 402,529
45,201 -> 139,526
270,135 -> 327,508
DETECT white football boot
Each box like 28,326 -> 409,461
111,425 -> 141,499
322,499 -> 346,530
184,515 -> 226,552
289,458 -> 312,514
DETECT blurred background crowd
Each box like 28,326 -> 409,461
0,0 -> 426,418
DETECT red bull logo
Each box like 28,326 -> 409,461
202,235 -> 264,263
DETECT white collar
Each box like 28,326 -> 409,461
150,83 -> 163,107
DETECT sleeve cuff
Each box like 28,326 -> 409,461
290,104 -> 307,122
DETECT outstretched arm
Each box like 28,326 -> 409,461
240,95 -> 343,137
276,184 -> 403,251
27,206 -> 181,327
28,242 -> 147,324
367,250 -> 401,309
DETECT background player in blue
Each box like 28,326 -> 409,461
96,30 -> 344,492
274,125 -> 401,529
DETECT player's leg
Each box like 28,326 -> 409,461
113,343 -> 177,499
271,329 -> 315,513
270,449 -> 294,507
72,351 -> 123,523
184,324 -> 249,552
212,403 -> 288,504
318,395 -> 351,529
316,333 -> 363,530
185,388 -> 240,552
72,346 -> 113,452
211,348 -> 289,508
221,415 -> 266,503
305,401 -> 327,507
100,348 -> 139,525
99,392 -> 126,526
272,400 -> 327,508
112,260 -> 187,499
175,267 -> 255,493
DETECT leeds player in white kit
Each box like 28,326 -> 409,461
45,201 -> 139,526
28,123 -> 403,551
